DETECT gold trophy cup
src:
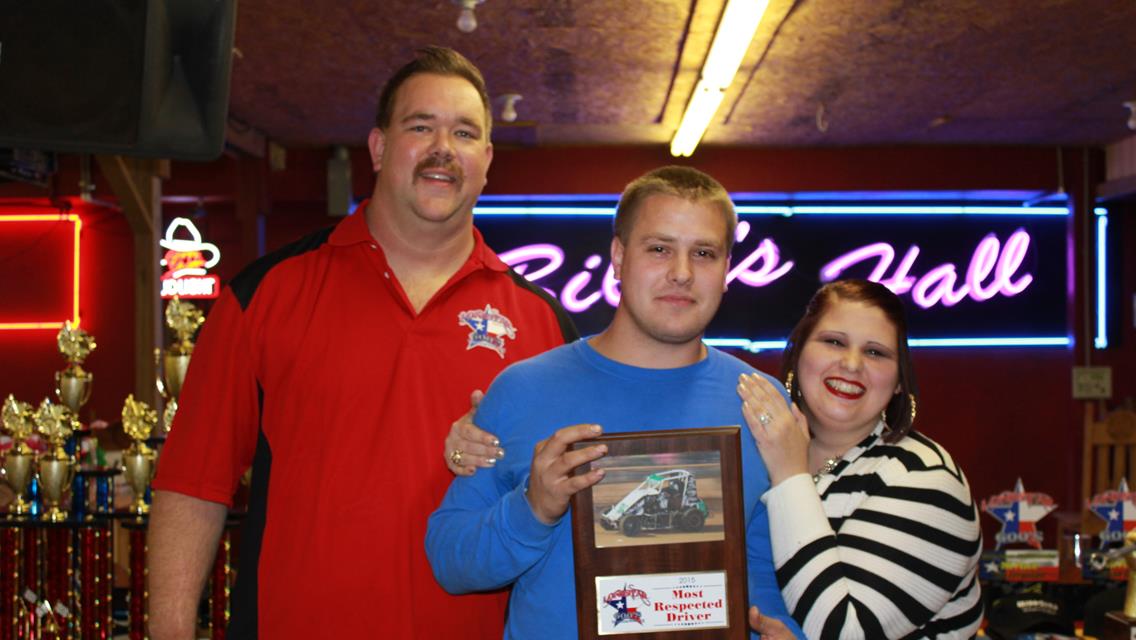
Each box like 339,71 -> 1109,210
156,297 -> 204,432
34,399 -> 77,522
122,395 -> 158,515
1,395 -> 37,516
55,321 -> 97,415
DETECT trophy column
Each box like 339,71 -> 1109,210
209,528 -> 236,639
123,518 -> 148,640
43,524 -> 73,633
75,520 -> 113,640
0,524 -> 19,640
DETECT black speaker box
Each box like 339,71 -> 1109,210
0,0 -> 237,160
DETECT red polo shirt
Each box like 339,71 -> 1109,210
154,206 -> 576,638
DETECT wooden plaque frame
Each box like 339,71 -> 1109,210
569,426 -> 748,639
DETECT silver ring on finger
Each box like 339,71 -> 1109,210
757,412 -> 773,426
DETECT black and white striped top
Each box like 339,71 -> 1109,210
762,423 -> 983,639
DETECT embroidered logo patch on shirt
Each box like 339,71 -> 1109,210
457,304 -> 517,358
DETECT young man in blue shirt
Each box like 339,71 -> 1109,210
427,166 -> 802,639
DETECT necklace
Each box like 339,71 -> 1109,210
812,457 -> 841,484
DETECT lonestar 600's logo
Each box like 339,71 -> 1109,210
457,305 -> 516,358
604,585 -> 650,627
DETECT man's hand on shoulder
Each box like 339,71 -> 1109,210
526,423 -> 607,524
749,606 -> 796,640
444,390 -> 505,476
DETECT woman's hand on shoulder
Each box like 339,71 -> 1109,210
737,373 -> 810,486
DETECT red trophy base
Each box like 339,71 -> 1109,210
1103,611 -> 1136,640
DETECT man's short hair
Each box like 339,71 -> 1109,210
374,46 -> 492,134
613,166 -> 737,252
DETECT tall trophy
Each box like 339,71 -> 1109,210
121,395 -> 158,515
156,297 -> 204,431
55,321 -> 97,417
34,399 -> 77,522
2,395 -> 36,516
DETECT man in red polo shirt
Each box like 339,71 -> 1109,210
148,47 -> 576,638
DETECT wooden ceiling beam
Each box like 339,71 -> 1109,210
95,155 -> 165,407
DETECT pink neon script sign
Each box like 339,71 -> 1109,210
499,227 -> 1035,312
820,229 -> 1033,308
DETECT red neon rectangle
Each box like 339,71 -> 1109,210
0,214 -> 80,330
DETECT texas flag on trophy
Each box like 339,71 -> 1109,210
1089,478 -> 1136,548
981,478 -> 1057,550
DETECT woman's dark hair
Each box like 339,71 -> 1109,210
780,279 -> 918,443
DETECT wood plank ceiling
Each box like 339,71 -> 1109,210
228,0 -> 1136,150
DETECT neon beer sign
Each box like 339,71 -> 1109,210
159,218 -> 221,299
500,224 -> 1036,312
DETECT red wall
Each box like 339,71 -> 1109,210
2,143 -> 1131,548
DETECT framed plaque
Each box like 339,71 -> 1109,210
569,427 -> 747,639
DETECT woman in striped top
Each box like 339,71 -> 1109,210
738,279 -> 982,639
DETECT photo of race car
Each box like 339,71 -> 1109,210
598,469 -> 709,537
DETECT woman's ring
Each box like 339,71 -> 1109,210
757,412 -> 772,426
449,449 -> 464,465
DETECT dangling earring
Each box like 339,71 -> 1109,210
784,372 -> 795,398
908,393 -> 917,426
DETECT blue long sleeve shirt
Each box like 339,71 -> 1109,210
427,339 -> 802,639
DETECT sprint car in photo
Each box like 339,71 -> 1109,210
599,469 -> 709,536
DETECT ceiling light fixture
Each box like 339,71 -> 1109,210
670,0 -> 772,157
454,0 -> 486,33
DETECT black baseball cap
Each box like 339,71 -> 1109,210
984,593 -> 1074,639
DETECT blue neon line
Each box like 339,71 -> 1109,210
704,336 -> 1070,351
1095,212 -> 1109,349
703,339 -> 787,352
734,206 -> 795,216
907,337 -> 1070,347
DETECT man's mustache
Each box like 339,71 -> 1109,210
414,155 -> 462,182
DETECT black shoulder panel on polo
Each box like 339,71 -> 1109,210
504,267 -> 580,343
228,225 -> 336,311
226,387 -> 269,638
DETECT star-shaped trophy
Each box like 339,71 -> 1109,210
122,395 -> 158,515
55,321 -> 96,417
156,297 -> 205,432
2,395 -> 36,516
34,399 -> 79,522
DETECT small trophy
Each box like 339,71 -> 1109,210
55,321 -> 96,416
156,297 -> 204,431
121,395 -> 158,515
1,395 -> 36,516
34,399 -> 77,522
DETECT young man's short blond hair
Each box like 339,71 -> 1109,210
613,166 -> 737,252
